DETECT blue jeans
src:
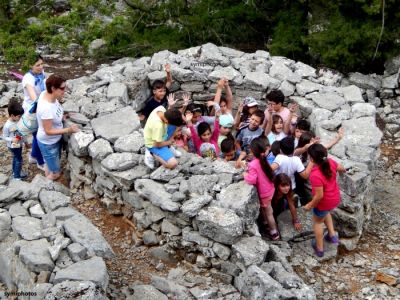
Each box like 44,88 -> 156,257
31,131 -> 44,165
9,147 -> 23,178
37,140 -> 62,173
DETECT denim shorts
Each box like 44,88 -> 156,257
313,207 -> 330,218
37,139 -> 62,173
148,146 -> 174,162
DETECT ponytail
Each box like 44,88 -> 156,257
308,144 -> 332,179
250,137 -> 274,182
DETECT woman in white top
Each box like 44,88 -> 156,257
36,74 -> 79,180
22,54 -> 46,170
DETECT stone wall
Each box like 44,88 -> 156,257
0,175 -> 112,299
61,44 -> 383,297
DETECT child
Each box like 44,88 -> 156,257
304,144 -> 346,257
264,102 -> 297,145
234,96 -> 259,131
220,138 -> 240,162
172,126 -> 189,152
235,110 -> 265,168
270,136 -> 313,192
143,105 -> 185,169
272,174 -> 301,231
218,114 -> 234,148
267,140 -> 280,165
244,137 -> 279,240
186,110 -> 220,159
2,100 -> 27,180
293,119 -> 311,148
185,103 -> 215,130
262,90 -> 293,128
208,78 -> 234,121
140,63 -> 173,121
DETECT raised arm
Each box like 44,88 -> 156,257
186,112 -> 201,152
165,63 -> 172,89
284,103 -> 298,135
234,103 -> 244,130
323,127 -> 344,150
264,108 -> 273,136
224,79 -> 233,111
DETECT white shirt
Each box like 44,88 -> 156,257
267,131 -> 287,145
273,154 -> 305,189
22,72 -> 46,112
36,92 -> 64,145
2,119 -> 24,148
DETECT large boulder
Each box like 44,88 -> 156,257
18,239 -> 54,272
196,206 -> 243,245
0,209 -> 11,241
91,107 -> 140,143
216,182 -> 260,227
231,236 -> 269,268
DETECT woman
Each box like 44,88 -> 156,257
22,54 -> 46,170
36,74 -> 79,180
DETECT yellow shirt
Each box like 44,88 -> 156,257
144,106 -> 167,148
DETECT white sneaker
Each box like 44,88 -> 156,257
144,149 -> 155,169
28,156 -> 37,164
170,146 -> 182,158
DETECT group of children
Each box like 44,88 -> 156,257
142,64 -> 346,257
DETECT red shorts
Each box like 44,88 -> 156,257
259,195 -> 273,208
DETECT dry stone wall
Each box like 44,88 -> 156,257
64,44 -> 382,297
0,43 -> 389,299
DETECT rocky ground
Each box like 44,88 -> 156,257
0,58 -> 399,299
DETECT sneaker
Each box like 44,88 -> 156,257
144,149 -> 155,169
170,146 -> 182,158
324,233 -> 340,245
37,163 -> 46,171
311,239 -> 324,257
270,231 -> 280,241
28,156 -> 37,164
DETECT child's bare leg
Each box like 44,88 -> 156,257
153,155 -> 178,169
262,205 -> 277,232
313,215 -> 325,250
324,213 -> 336,237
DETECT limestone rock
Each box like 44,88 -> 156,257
88,39 -> 106,56
114,132 -> 144,153
131,285 -> 168,300
88,138 -> 113,160
63,214 -> 114,258
348,72 -> 381,90
19,239 -> 54,272
296,80 -> 322,96
0,187 -> 23,207
231,236 -> 269,268
107,82 -> 129,104
150,166 -> 181,182
101,152 -> 141,171
277,208 -> 313,241
67,243 -> 87,262
12,216 -> 42,240
39,190 -> 70,213
208,66 -> 243,85
342,117 -> 383,148
135,179 -> 179,212
70,131 -> 95,157
0,209 -> 11,241
199,43 -> 230,67
91,107 -> 140,143
181,194 -> 213,218
187,175 -> 219,195
351,103 -> 376,119
337,85 -> 364,104
8,202 -> 28,217
216,182 -> 259,227
44,280 -> 106,300
196,206 -> 243,245
54,257 -> 109,290
309,92 -> 346,111
151,275 -> 191,300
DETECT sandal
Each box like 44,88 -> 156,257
324,233 -> 340,245
311,239 -> 324,257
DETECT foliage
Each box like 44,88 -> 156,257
0,0 -> 399,73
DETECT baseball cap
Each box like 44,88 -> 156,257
243,96 -> 258,107
220,114 -> 234,128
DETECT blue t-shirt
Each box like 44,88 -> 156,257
236,126 -> 264,153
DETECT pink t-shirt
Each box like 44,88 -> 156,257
189,118 -> 220,159
263,107 -> 291,128
244,158 -> 275,199
309,158 -> 340,211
